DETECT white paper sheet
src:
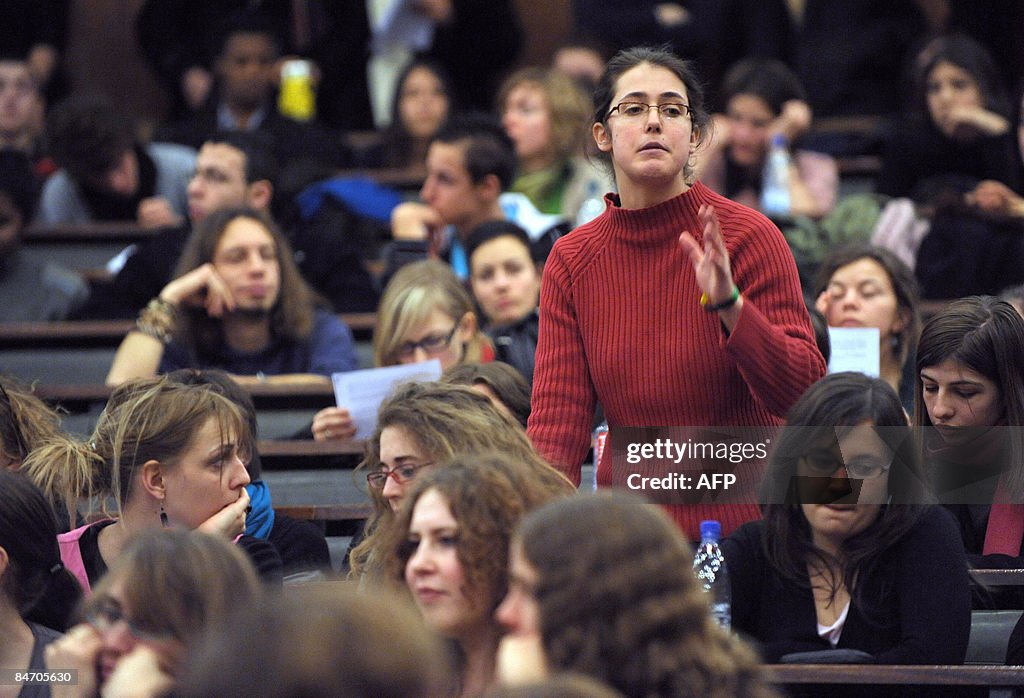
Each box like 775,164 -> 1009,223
826,327 -> 880,377
331,360 -> 442,439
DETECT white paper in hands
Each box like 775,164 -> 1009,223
332,360 -> 442,439
826,327 -> 880,377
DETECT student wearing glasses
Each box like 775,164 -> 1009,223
347,381 -> 562,581
723,373 -> 970,665
527,45 -> 825,542
312,259 -> 492,442
45,529 -> 261,698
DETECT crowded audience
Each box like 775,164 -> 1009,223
3,5 -> 1024,696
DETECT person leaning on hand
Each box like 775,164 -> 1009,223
106,207 -> 357,387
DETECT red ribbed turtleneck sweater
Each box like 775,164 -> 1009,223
527,181 -> 826,540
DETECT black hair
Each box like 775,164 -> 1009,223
761,373 -> 929,616
205,130 -> 279,187
0,470 -> 82,631
432,112 -> 517,190
464,220 -> 534,264
46,95 -> 135,182
720,58 -> 807,117
914,33 -> 1010,120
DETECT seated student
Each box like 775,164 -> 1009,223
386,113 -> 567,282
312,259 -> 490,442
915,297 -> 1024,606
0,56 -> 52,178
381,453 -> 573,697
165,368 -> 330,581
815,244 -> 921,409
178,584 -> 451,697
154,17 -> 343,168
496,491 -> 775,697
0,473 -> 81,676
45,528 -> 262,698
878,35 -> 1024,299
466,221 -> 540,385
0,150 -> 87,320
725,372 -> 971,664
699,58 -> 838,220
73,131 -> 378,320
348,381 -> 559,581
21,377 -> 281,593
497,67 -> 612,223
442,362 -> 532,428
37,96 -> 195,228
105,207 -> 357,386
351,58 -> 454,169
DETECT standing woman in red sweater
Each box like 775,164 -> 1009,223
526,45 -> 826,540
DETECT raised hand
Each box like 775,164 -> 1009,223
678,204 -> 736,306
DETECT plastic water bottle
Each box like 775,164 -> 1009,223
575,181 -> 605,228
692,520 -> 731,630
760,133 -> 791,217
591,421 -> 608,492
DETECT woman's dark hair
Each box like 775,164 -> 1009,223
517,492 -> 775,698
914,33 -> 1011,121
814,244 -> 922,371
592,45 -> 711,182
761,373 -> 929,612
0,470 -> 81,631
464,220 -> 535,265
380,59 -> 455,168
913,296 -> 1024,495
442,362 -> 532,427
174,207 -> 319,357
805,305 -> 831,365
720,58 -> 807,117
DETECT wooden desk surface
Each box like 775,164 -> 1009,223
766,664 -> 1024,686
0,313 -> 376,348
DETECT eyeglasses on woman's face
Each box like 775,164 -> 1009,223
366,461 -> 435,489
395,326 -> 458,360
607,101 -> 691,120
798,449 -> 892,480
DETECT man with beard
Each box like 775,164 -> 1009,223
105,206 -> 358,386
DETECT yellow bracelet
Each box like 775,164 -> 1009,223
700,286 -> 740,312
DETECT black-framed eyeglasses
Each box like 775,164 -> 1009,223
395,326 -> 458,360
85,598 -> 171,641
799,452 -> 892,480
607,101 -> 692,120
366,462 -> 435,489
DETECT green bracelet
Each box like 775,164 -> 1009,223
700,286 -> 740,312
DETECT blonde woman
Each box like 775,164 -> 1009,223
312,259 -> 492,441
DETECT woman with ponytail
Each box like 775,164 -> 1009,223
0,470 -> 82,697
21,376 -> 278,594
